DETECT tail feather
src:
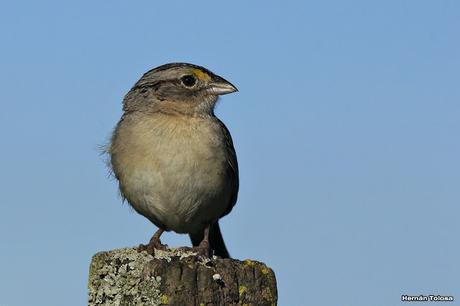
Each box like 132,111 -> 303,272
190,221 -> 230,258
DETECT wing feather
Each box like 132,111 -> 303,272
216,118 -> 239,217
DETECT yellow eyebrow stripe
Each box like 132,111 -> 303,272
192,68 -> 211,81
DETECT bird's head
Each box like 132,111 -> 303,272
123,63 -> 237,116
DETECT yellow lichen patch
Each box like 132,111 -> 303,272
199,303 -> 205,306
160,294 -> 169,304
239,285 -> 248,299
261,266 -> 270,275
243,259 -> 255,267
192,68 -> 211,81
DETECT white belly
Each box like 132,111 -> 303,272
111,114 -> 230,233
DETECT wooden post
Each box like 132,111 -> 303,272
88,247 -> 277,306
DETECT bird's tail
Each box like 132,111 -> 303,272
190,221 -> 230,258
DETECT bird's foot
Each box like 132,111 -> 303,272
137,239 -> 167,256
191,240 -> 211,258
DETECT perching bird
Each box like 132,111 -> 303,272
108,63 -> 239,258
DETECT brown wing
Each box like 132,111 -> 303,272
217,118 -> 239,218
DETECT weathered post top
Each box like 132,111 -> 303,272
88,247 -> 277,306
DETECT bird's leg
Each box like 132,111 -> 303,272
192,224 -> 211,258
138,228 -> 167,255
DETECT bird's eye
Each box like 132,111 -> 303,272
180,75 -> 196,87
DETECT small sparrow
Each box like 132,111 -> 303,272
108,63 -> 239,258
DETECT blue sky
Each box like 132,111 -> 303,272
1,1 -> 459,305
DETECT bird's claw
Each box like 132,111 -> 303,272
137,239 -> 167,255
192,240 -> 211,258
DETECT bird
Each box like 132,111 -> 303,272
107,63 -> 239,258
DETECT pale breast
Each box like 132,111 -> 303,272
110,112 -> 231,233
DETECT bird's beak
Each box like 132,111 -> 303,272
207,75 -> 238,95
